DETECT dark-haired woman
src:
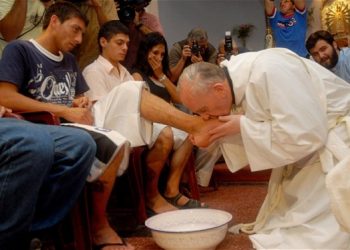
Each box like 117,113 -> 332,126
132,32 -> 207,213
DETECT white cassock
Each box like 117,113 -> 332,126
219,48 -> 350,249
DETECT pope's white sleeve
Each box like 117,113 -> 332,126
240,54 -> 328,171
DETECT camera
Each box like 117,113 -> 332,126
224,31 -> 233,59
191,41 -> 201,57
116,0 -> 150,24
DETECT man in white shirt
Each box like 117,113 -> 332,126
83,20 -> 133,103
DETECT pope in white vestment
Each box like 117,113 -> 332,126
178,48 -> 350,249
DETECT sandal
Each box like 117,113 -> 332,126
93,238 -> 129,250
164,193 -> 208,209
146,206 -> 157,217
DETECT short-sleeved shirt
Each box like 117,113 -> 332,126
332,48 -> 350,83
0,39 -> 88,106
268,8 -> 308,57
83,55 -> 133,102
0,0 -> 45,58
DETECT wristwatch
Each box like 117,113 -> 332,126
159,74 -> 167,82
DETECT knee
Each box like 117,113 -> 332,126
0,120 -> 55,170
70,129 -> 96,156
157,127 -> 174,151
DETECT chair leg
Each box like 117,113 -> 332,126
185,152 -> 200,200
70,187 -> 92,250
128,146 -> 148,224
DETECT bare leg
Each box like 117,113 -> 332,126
145,127 -> 177,213
90,145 -> 135,250
164,137 -> 207,208
140,89 -> 221,147
163,138 -> 194,206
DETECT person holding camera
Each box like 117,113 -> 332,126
216,38 -> 239,65
0,0 -> 54,58
168,27 -> 217,83
117,0 -> 164,71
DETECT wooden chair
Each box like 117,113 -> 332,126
183,151 -> 200,200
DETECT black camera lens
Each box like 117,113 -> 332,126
116,0 -> 151,24
191,41 -> 201,56
117,6 -> 135,23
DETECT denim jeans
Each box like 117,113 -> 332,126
0,119 -> 96,249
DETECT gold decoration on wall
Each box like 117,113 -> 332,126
321,0 -> 350,33
321,0 -> 350,47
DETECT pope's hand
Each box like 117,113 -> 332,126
190,118 -> 225,148
208,115 -> 241,141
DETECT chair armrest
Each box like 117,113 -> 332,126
18,111 -> 60,125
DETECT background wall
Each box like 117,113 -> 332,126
148,0 -> 316,52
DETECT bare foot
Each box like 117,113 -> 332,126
191,117 -> 224,148
93,226 -> 135,250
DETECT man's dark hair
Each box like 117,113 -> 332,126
306,30 -> 335,53
42,1 -> 88,30
97,20 -> 130,52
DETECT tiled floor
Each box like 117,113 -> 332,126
125,183 -> 268,250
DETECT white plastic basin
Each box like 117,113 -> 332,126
145,208 -> 232,250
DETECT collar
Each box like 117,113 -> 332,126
97,55 -> 115,73
281,11 -> 295,18
97,55 -> 125,77
222,66 -> 236,109
30,39 -> 63,61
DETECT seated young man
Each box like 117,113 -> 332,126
83,22 -> 205,214
0,105 -> 96,249
0,2 -> 133,250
